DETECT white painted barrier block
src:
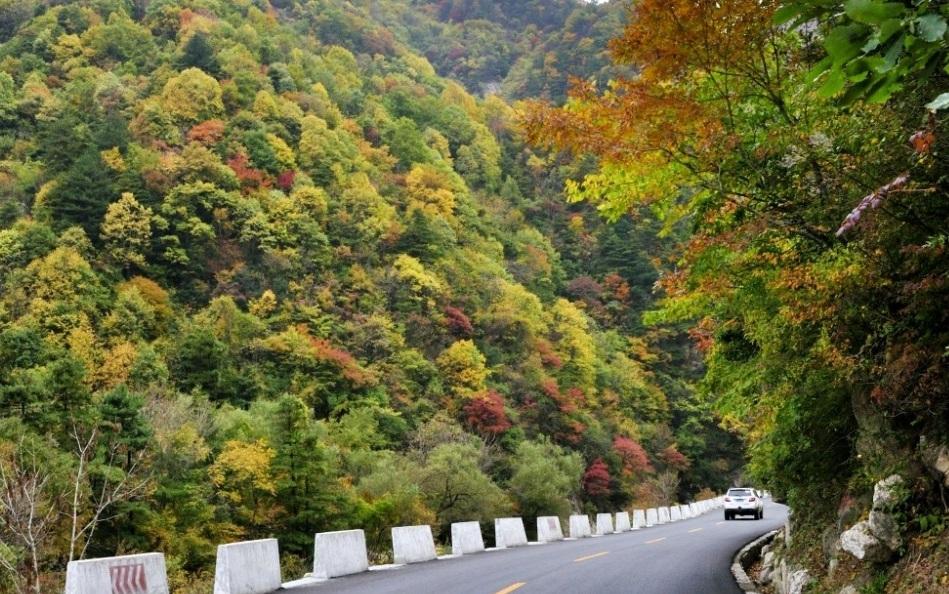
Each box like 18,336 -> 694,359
689,503 -> 699,517
679,504 -> 691,519
66,552 -> 169,594
645,508 -> 658,527
670,506 -> 682,522
595,513 -> 614,535
537,516 -> 564,542
494,517 -> 528,548
392,525 -> 437,564
615,512 -> 631,532
451,522 -> 485,555
632,509 -> 646,530
214,539 -> 280,594
569,514 -> 592,538
313,529 -> 369,579
658,506 -> 671,524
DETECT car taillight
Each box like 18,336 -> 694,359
724,497 -> 731,502
748,497 -> 756,502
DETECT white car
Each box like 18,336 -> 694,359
724,487 -> 764,520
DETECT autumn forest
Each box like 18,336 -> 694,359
0,1 -> 947,593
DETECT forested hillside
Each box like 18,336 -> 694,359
0,1 -> 739,591
355,0 -> 626,100
527,1 -> 949,592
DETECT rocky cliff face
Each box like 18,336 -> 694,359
755,472 -> 948,594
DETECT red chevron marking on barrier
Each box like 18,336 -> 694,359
109,563 -> 147,594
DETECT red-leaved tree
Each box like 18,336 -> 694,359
661,445 -> 690,470
612,436 -> 653,476
463,390 -> 512,438
582,458 -> 611,497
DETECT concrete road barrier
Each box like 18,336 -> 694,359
392,525 -> 437,564
632,509 -> 646,530
658,506 -> 671,524
494,517 -> 528,548
689,503 -> 699,517
670,506 -> 682,522
313,529 -> 369,579
451,522 -> 485,555
679,504 -> 691,519
537,516 -> 564,542
569,514 -> 592,538
214,539 -> 280,594
645,508 -> 658,527
615,512 -> 631,532
595,513 -> 614,535
66,552 -> 169,594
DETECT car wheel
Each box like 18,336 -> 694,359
759,509 -> 764,520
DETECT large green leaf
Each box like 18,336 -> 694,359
773,4 -> 803,26
917,14 -> 948,43
817,68 -> 847,97
843,0 -> 906,26
772,3 -> 804,27
824,24 -> 868,63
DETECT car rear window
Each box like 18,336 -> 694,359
728,489 -> 752,496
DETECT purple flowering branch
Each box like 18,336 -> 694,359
835,174 -> 910,237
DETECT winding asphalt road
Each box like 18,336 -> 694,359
280,501 -> 787,594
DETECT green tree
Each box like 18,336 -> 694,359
99,385 -> 151,468
508,438 -> 583,517
177,31 -> 219,75
416,442 -> 511,530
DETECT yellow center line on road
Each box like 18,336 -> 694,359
494,582 -> 526,594
688,528 -> 703,533
574,551 -> 610,563
644,537 -> 666,544
715,521 -> 726,525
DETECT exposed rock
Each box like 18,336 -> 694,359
822,525 -> 841,559
760,567 -> 772,585
783,566 -> 811,594
828,553 -> 839,578
840,521 -> 893,563
822,526 -> 843,577
839,586 -> 858,594
868,510 -> 902,550
919,436 -> 949,488
763,550 -> 775,567
872,474 -> 904,510
767,557 -> 811,594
